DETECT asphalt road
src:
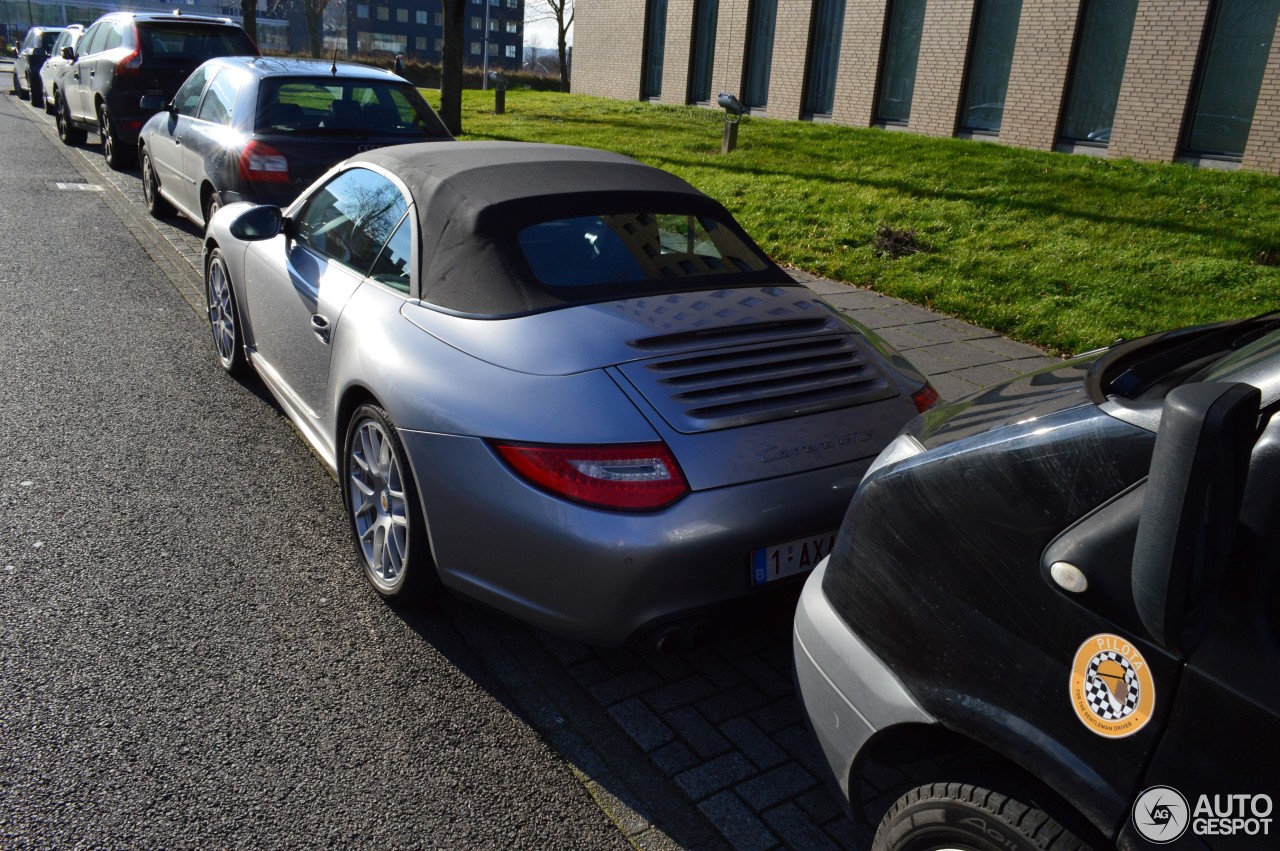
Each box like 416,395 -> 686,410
0,84 -> 631,849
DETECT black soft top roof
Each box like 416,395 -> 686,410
355,142 -> 786,315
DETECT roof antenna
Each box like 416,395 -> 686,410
331,49 -> 338,77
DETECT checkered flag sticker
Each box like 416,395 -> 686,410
1084,650 -> 1141,721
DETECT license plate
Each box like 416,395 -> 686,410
751,531 -> 837,587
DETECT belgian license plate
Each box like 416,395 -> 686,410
751,531 -> 837,587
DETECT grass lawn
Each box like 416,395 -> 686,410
422,89 -> 1280,355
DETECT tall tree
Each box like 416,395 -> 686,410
240,0 -> 257,45
300,0 -> 340,57
439,0 -> 466,135
527,0 -> 573,92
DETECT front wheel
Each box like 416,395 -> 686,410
56,93 -> 86,145
343,404 -> 432,599
203,192 -> 221,231
873,783 -> 1087,851
205,248 -> 247,376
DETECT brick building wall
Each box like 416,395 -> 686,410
711,0 -> 751,102
1000,0 -> 1082,150
572,0 -> 646,100
1242,16 -> 1280,172
1109,0 -> 1211,163
765,1 -> 817,120
659,0 -> 697,103
831,0 -> 889,127
909,0 -> 977,137
572,0 -> 1280,174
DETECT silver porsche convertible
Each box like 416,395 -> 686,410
202,141 -> 937,647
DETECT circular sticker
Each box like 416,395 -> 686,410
1132,785 -> 1191,843
1069,633 -> 1155,738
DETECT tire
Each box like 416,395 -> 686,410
11,69 -> 22,97
873,783 -> 1087,851
56,93 -> 86,145
99,105 -> 133,170
141,151 -> 175,219
343,404 -> 432,599
28,75 -> 41,107
203,192 -> 221,231
43,84 -> 56,114
204,248 -> 248,377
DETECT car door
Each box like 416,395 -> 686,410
243,167 -> 410,417
67,22 -> 103,119
81,20 -> 122,122
148,65 -> 210,219
185,66 -> 245,222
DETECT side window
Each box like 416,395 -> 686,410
196,69 -> 238,125
294,169 -> 409,275
368,214 -> 413,294
78,24 -> 103,56
171,66 -> 209,117
100,23 -> 123,52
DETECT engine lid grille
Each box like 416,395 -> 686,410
616,332 -> 898,433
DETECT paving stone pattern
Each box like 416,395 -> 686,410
19,92 -> 1061,849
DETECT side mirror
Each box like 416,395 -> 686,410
61,46 -> 75,60
1132,382 -> 1260,653
139,94 -> 168,112
228,205 -> 285,241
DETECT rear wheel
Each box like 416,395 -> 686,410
141,151 -> 174,219
343,404 -> 432,599
100,105 -> 132,170
873,783 -> 1087,851
56,93 -> 86,145
30,76 -> 44,109
11,69 -> 22,97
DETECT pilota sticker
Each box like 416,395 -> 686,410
1069,633 -> 1155,738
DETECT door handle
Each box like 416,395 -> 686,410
310,314 -> 331,344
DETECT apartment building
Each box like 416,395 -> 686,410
348,0 -> 524,69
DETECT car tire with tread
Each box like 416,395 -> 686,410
12,69 -> 22,97
343,404 -> 434,600
43,85 -> 56,114
56,93 -> 86,144
29,76 -> 41,107
873,783 -> 1088,851
204,248 -> 248,377
141,151 -> 175,219
203,192 -> 221,230
100,105 -> 132,169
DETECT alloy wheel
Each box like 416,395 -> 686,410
206,256 -> 237,367
347,419 -> 410,590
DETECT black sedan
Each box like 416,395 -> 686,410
137,57 -> 452,229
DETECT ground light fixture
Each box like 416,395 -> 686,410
490,71 -> 507,114
717,92 -> 745,154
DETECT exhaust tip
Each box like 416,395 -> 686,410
655,628 -> 685,655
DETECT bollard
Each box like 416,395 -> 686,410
722,118 -> 739,154
495,88 -> 505,115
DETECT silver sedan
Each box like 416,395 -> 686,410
202,141 -> 936,647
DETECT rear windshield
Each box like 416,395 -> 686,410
39,31 -> 62,52
137,23 -> 257,64
256,78 -> 448,138
517,213 -> 769,287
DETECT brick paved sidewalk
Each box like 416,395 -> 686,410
12,90 -> 1063,850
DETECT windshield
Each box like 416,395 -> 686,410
137,23 -> 257,64
39,31 -> 62,52
517,213 -> 769,288
256,78 -> 449,137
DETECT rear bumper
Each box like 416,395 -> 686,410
401,430 -> 869,646
793,557 -> 933,802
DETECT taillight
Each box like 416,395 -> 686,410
115,48 -> 141,76
912,384 -> 942,413
239,140 -> 290,184
493,442 -> 689,511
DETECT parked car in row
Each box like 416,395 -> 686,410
796,313 -> 1280,848
202,142 -> 939,647
38,25 -> 83,114
12,25 -> 67,106
53,11 -> 257,169
139,57 -> 451,229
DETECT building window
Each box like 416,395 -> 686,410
689,0 -> 719,103
356,31 -> 408,52
1059,0 -> 1137,145
743,0 -> 777,108
876,0 -> 926,124
506,21 -> 518,34
396,8 -> 408,22
508,0 -> 518,7
643,0 -> 669,99
506,45 -> 516,58
416,36 -> 427,49
356,4 -> 369,18
472,16 -> 482,29
376,6 -> 389,21
959,0 -> 1024,132
488,42 -> 498,56
804,0 -> 846,116
435,12 -> 443,25
471,42 -> 482,55
416,10 -> 427,24
435,38 -> 444,50
490,18 -> 499,30
1185,0 -> 1280,158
